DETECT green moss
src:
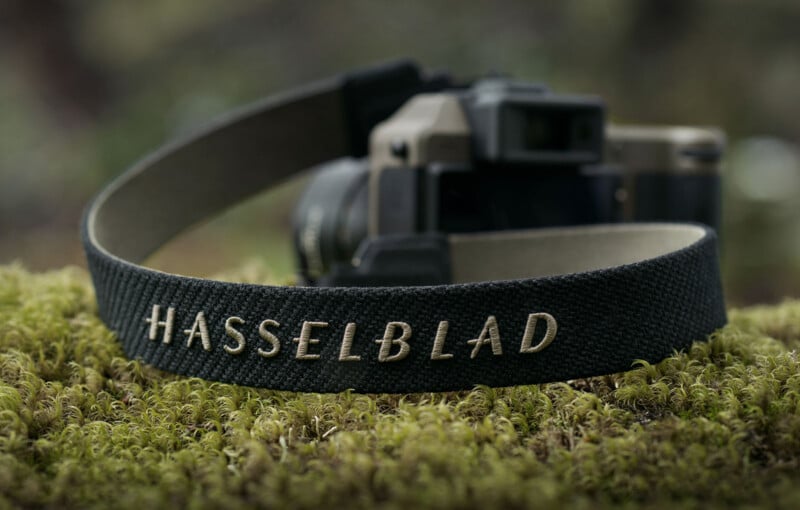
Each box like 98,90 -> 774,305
2,263 -> 800,509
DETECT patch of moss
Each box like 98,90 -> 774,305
1,263 -> 800,509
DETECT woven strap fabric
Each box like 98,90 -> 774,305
82,63 -> 727,393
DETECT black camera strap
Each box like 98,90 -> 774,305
82,61 -> 727,393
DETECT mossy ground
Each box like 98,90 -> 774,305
2,264 -> 800,509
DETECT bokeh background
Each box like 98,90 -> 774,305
1,0 -> 799,305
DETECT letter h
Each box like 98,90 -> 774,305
145,305 -> 175,344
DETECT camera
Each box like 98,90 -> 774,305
293,76 -> 724,286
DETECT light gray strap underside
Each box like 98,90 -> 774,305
86,78 -> 348,265
449,224 -> 705,283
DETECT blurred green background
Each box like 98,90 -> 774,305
1,0 -> 799,305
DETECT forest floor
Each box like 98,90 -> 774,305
2,263 -> 800,509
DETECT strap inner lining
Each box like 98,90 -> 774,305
449,224 -> 706,282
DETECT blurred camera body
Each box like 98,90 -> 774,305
605,124 -> 723,226
293,78 -> 724,285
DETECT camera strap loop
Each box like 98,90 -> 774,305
82,61 -> 726,393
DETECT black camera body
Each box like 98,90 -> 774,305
293,77 -> 723,286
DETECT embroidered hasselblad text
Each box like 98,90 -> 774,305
142,305 -> 558,363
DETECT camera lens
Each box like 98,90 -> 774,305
292,159 -> 369,283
